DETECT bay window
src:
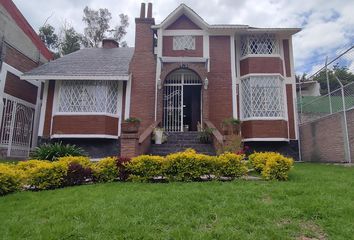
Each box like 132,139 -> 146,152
240,75 -> 285,119
240,33 -> 279,57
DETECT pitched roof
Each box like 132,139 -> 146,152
22,47 -> 134,80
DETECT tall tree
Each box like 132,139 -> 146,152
82,6 -> 112,47
112,13 -> 129,47
39,24 -> 58,51
59,25 -> 82,55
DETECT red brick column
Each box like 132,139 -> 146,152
120,133 -> 139,158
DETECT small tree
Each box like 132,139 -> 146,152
59,25 -> 81,55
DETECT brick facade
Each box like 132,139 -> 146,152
286,84 -> 296,139
162,36 -> 203,57
166,14 -> 201,30
242,120 -> 288,139
4,44 -> 39,72
52,115 -> 118,136
240,57 -> 284,76
43,80 -> 55,138
4,71 -> 38,104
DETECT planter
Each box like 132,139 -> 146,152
154,129 -> 163,144
121,122 -> 140,133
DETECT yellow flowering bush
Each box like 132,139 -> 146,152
125,155 -> 165,182
17,160 -> 67,190
249,152 -> 293,180
58,156 -> 93,186
92,157 -> 118,183
0,164 -> 23,195
215,152 -> 247,179
164,149 -> 215,181
58,156 -> 92,168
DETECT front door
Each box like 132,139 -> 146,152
163,69 -> 202,132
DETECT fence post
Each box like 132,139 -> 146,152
325,57 -> 333,114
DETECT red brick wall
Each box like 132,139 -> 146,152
283,40 -> 291,77
208,36 -> 233,131
240,57 -> 284,76
4,45 -> 39,72
166,14 -> 201,30
162,36 -> 203,57
52,115 -> 118,135
242,120 -> 288,139
286,84 -> 296,139
43,80 -> 55,138
4,72 -> 38,104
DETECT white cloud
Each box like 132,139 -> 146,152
12,0 -> 354,74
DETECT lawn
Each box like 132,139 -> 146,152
0,163 -> 353,240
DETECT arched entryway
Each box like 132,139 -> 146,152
163,69 -> 202,132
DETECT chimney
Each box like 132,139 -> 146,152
147,3 -> 152,18
140,3 -> 146,18
102,39 -> 119,48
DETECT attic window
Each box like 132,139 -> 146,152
173,36 -> 195,50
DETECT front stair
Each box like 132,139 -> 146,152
149,132 -> 216,156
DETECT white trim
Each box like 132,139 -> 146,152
243,138 -> 289,142
31,81 -> 42,148
50,81 -> 58,135
53,112 -> 119,118
161,56 -> 208,63
155,28 -> 163,121
240,73 -> 284,80
163,30 -> 204,36
2,93 -> 36,108
240,54 -> 282,60
51,134 -> 118,139
21,75 -> 130,81
124,74 -> 132,120
38,81 -> 48,137
203,33 -> 210,72
117,81 -> 123,136
289,37 -> 299,140
235,35 -> 241,118
230,35 -> 237,119
242,117 -> 287,121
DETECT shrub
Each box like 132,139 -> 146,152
64,163 -> 92,186
198,127 -> 214,143
116,157 -> 131,181
58,156 -> 92,168
124,117 -> 141,123
216,134 -> 243,155
17,160 -> 67,190
125,155 -> 165,182
30,142 -> 86,161
92,157 -> 118,183
164,149 -> 215,181
249,152 -> 294,180
262,155 -> 294,181
215,152 -> 247,179
0,164 -> 23,195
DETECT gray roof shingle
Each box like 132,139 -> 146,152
23,47 -> 134,77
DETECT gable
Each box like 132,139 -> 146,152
166,14 -> 201,30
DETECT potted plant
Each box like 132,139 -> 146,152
153,127 -> 165,144
221,118 -> 241,135
121,117 -> 141,133
198,127 -> 214,144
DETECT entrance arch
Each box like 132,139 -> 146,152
163,69 -> 202,132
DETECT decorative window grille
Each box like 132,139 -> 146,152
241,34 -> 279,56
240,76 -> 284,119
58,80 -> 119,114
173,36 -> 195,50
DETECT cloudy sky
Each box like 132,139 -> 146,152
12,0 -> 354,75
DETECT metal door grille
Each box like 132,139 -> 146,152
0,95 -> 35,158
163,69 -> 201,132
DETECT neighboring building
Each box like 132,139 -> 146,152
22,3 -> 300,157
297,80 -> 321,97
0,0 -> 52,158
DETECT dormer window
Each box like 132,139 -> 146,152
241,33 -> 279,57
173,35 -> 195,50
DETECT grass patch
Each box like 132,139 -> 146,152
1,163 -> 354,239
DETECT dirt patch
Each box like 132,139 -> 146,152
297,221 -> 327,240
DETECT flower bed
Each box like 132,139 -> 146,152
0,149 -> 294,196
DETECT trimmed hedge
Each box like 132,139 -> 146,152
0,150 -> 294,196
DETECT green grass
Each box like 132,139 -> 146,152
1,163 -> 354,240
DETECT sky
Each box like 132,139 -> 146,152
12,0 -> 354,75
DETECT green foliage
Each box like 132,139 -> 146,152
249,152 -> 294,180
30,142 -> 86,161
17,160 -> 67,190
60,26 -> 81,55
216,134 -> 243,154
215,152 -> 247,179
92,157 -> 118,183
124,117 -> 141,123
39,24 -> 58,51
198,127 -> 214,143
125,155 -> 165,182
222,118 -> 241,126
164,149 -> 215,181
0,164 -> 22,195
58,156 -> 92,168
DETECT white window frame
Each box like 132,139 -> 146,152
54,80 -> 122,118
240,74 -> 287,121
240,33 -> 280,59
173,35 -> 196,50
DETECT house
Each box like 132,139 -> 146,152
0,0 -> 52,158
21,3 -> 300,158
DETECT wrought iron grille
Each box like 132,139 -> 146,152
58,80 -> 119,114
241,76 -> 284,119
241,34 -> 279,56
173,35 -> 196,50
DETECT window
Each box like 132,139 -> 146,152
241,34 -> 279,57
240,76 -> 284,119
173,35 -> 195,50
57,80 -> 119,115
